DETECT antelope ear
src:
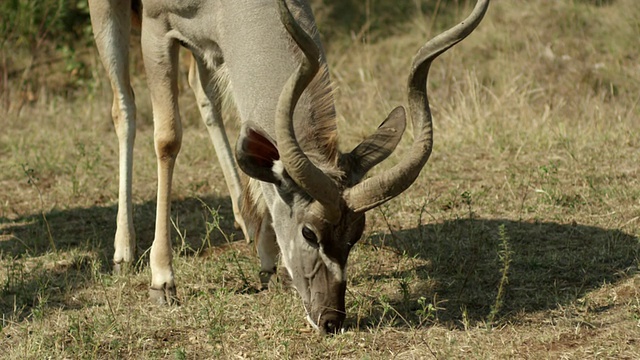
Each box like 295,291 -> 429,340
346,106 -> 406,182
236,122 -> 283,184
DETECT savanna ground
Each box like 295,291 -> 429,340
1,0 -> 639,358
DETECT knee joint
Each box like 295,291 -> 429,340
155,133 -> 182,159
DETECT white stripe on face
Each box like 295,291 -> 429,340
319,248 -> 345,282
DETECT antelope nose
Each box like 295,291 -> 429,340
322,319 -> 341,334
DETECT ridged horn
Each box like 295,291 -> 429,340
344,0 -> 490,213
275,0 -> 341,222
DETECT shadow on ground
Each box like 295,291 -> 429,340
354,217 -> 639,328
0,195 -> 242,321
2,199 -> 638,330
0,195 -> 240,259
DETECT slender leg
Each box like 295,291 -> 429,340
141,22 -> 182,305
88,0 -> 136,271
187,55 -> 250,242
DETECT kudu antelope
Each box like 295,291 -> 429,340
89,0 -> 489,333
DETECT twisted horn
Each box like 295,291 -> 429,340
275,0 -> 341,222
344,0 -> 490,213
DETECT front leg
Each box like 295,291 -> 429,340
141,21 -> 182,305
187,55 -> 250,242
88,0 -> 137,273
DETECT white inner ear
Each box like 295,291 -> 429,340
272,160 -> 286,182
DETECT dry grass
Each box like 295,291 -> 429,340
2,0 -> 640,358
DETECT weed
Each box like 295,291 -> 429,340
66,141 -> 102,197
3,261 -> 25,293
460,305 -> 470,331
415,294 -> 444,326
171,215 -> 190,257
487,224 -> 513,326
198,198 -> 235,248
21,163 -> 55,252
197,199 -> 252,290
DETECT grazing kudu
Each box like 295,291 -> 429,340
89,0 -> 489,334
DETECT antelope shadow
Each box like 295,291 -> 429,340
0,195 -> 240,259
0,195 -> 242,321
3,200 -> 637,329
352,217 -> 638,329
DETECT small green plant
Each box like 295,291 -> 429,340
197,198 -> 235,248
65,141 -> 102,197
534,162 -> 562,204
415,295 -> 443,326
487,224 -> 513,326
398,276 -> 411,308
460,305 -> 470,331
197,199 -> 251,290
3,261 -> 25,293
173,348 -> 187,360
376,295 -> 393,330
461,190 -> 475,221
22,163 -> 55,252
31,280 -> 50,321
171,215 -> 190,257
538,162 -> 558,179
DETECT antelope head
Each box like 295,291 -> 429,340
236,0 -> 489,334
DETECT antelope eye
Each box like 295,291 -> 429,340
302,226 -> 319,248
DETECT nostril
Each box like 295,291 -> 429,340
323,320 -> 340,334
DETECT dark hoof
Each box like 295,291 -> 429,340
149,283 -> 179,306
